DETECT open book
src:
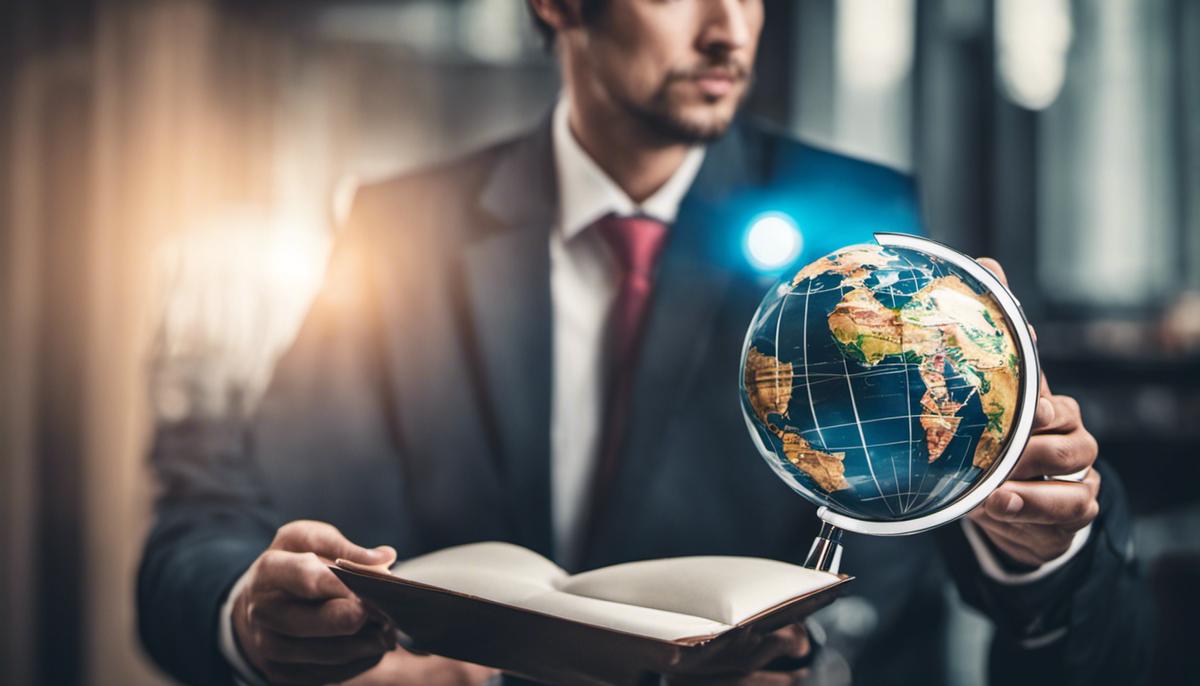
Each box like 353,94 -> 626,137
331,542 -> 850,686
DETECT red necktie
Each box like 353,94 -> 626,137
580,213 -> 669,559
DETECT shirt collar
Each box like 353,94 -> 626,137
552,95 -> 706,241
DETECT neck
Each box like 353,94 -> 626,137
564,87 -> 691,204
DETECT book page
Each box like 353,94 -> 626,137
380,543 -> 839,639
556,556 -> 840,625
518,590 -> 731,641
390,542 -> 567,606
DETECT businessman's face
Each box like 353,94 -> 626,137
575,0 -> 763,143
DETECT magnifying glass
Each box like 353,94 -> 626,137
740,233 -> 1040,573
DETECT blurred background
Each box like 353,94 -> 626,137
1,0 -> 1197,684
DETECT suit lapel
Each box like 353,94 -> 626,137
457,116 -> 763,565
464,117 -> 558,559
584,123 -> 763,566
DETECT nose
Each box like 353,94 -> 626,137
698,0 -> 755,55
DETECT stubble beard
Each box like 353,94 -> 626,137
624,66 -> 755,145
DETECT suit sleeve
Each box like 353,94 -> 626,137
137,416 -> 275,685
892,171 -> 1151,684
936,459 -> 1152,685
136,191 -> 392,685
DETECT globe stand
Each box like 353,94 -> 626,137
803,520 -> 843,574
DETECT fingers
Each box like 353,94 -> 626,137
976,257 -> 1007,286
665,669 -> 811,686
273,520 -> 397,567
265,653 -> 388,686
1032,391 -> 1057,431
256,549 -> 353,601
732,672 -> 811,686
666,625 -> 812,685
235,522 -> 404,684
969,389 -> 1099,566
742,624 -> 810,672
978,255 -> 1053,407
251,595 -> 372,638
1042,395 -> 1081,434
335,650 -> 501,686
235,592 -> 393,684
968,516 -> 1076,567
250,623 -> 396,666
976,257 -> 1059,402
1017,393 -> 1095,481
1032,392 -> 1082,435
981,468 -> 1101,526
1011,427 -> 1097,480
249,623 -> 396,667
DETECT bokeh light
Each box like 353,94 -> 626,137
745,213 -> 803,271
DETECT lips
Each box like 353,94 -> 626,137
691,70 -> 741,97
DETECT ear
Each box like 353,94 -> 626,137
528,0 -> 585,33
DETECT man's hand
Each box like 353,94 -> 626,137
335,648 -> 498,686
232,520 -> 399,685
968,258 -> 1101,568
662,623 -> 813,685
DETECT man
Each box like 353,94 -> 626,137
138,1 -> 1149,684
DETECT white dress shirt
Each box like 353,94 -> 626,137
548,96 -> 705,565
218,95 -> 1086,681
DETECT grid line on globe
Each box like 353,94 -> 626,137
741,242 -> 1023,523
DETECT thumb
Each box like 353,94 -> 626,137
276,521 -> 396,565
363,545 -> 398,569
333,540 -> 396,567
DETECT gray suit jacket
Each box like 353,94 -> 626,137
138,114 -> 1150,685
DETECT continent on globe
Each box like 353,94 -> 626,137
741,239 -> 1029,523
825,287 -> 902,365
916,351 -> 964,462
827,273 -> 1020,470
779,432 -> 851,493
742,347 -> 793,422
790,245 -> 896,290
743,347 -> 850,493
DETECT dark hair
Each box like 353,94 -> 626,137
527,1 -> 607,51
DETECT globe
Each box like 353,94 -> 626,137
740,236 -> 1032,526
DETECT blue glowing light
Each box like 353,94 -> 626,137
745,213 -> 803,271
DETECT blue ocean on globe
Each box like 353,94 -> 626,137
740,242 -> 1023,522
